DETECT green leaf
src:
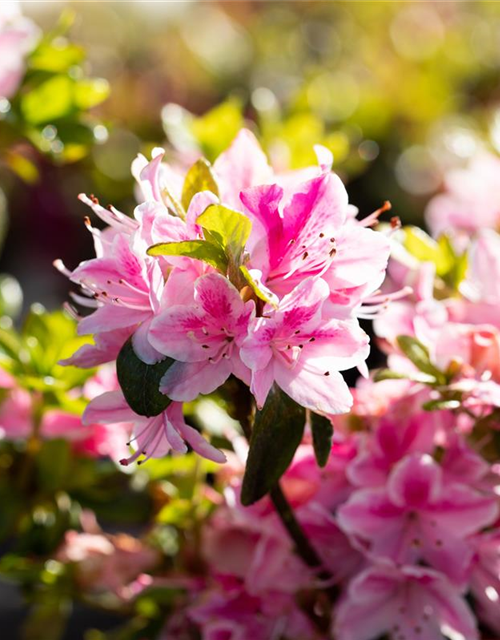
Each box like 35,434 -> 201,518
403,226 -> 455,277
181,158 -> 219,211
74,78 -> 110,110
241,386 -> 305,506
198,204 -> 251,257
116,338 -> 175,417
373,368 -> 438,385
147,239 -> 227,272
21,76 -> 74,125
422,399 -> 460,411
191,99 -> 244,162
396,335 -> 445,383
29,42 -> 85,73
156,499 -> 192,525
310,412 -> 333,468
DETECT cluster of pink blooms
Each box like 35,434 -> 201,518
0,365 -> 130,461
153,372 -> 497,640
56,129 -> 392,465
51,130 -> 500,639
0,1 -> 39,100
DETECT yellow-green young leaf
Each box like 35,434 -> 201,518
438,234 -> 467,289
239,265 -> 278,308
403,226 -> 453,276
191,99 -> 243,162
181,158 -> 219,211
74,78 -> 110,110
241,386 -> 305,506
197,204 -> 252,263
147,239 -> 227,272
29,42 -> 85,72
21,76 -> 74,125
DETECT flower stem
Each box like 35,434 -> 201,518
269,483 -> 327,575
232,379 -> 335,591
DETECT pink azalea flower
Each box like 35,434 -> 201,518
202,499 -> 308,597
280,439 -> 358,511
469,531 -> 500,635
56,207 -> 165,365
149,273 -> 254,402
0,386 -> 32,440
240,277 -> 369,413
83,390 -> 225,465
0,2 -> 39,99
426,151 -> 500,238
338,453 -> 498,584
335,561 -> 479,640
347,382 -> 452,488
240,172 -> 390,301
188,579 -> 320,640
56,511 -> 159,598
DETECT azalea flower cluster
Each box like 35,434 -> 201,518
52,130 -> 500,640
57,129 -> 392,465
54,374 -> 500,640
144,370 -> 496,640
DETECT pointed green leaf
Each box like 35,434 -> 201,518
197,204 -> 252,263
116,338 -> 175,417
241,386 -> 305,506
373,368 -> 437,385
310,412 -> 333,468
181,158 -> 219,211
422,399 -> 460,412
396,335 -> 445,383
147,239 -> 227,272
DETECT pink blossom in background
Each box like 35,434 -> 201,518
56,511 -> 159,599
335,562 -> 478,640
338,452 -> 498,584
426,152 -> 500,238
0,1 -> 39,99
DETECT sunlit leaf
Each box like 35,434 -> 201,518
21,76 -> 74,125
181,158 -> 219,211
197,204 -> 252,264
147,239 -> 227,272
191,99 -> 243,161
74,78 -> 110,110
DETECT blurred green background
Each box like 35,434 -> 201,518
2,0 -> 500,318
